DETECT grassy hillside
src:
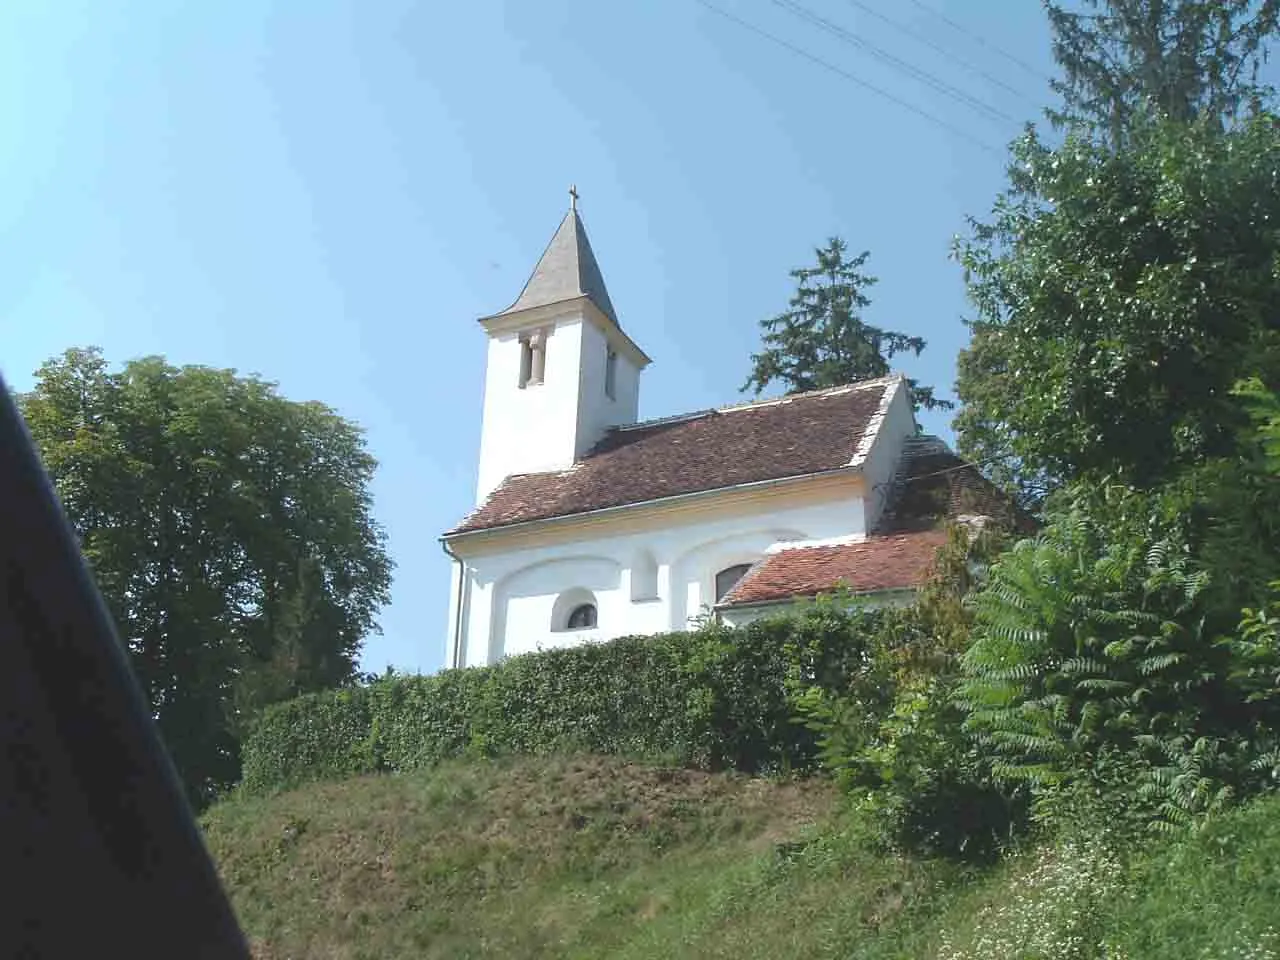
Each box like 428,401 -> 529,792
203,754 -> 971,958
203,755 -> 1280,959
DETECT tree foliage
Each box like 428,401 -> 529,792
1046,0 -> 1280,145
1235,375 -> 1280,473
954,116 -> 1280,504
793,526 -> 1028,859
19,347 -> 393,804
743,237 -> 951,413
961,496 -> 1280,832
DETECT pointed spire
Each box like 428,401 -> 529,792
496,190 -> 620,327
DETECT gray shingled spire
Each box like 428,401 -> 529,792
497,196 -> 620,327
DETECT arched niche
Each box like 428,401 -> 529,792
551,587 -> 599,632
489,555 -> 619,659
629,547 -> 659,602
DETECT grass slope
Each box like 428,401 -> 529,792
203,754 -> 976,959
203,755 -> 1280,960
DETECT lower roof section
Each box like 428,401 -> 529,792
716,528 -> 950,609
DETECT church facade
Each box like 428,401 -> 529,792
441,198 -> 1019,669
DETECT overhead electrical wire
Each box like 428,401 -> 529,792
836,0 -> 1038,104
769,0 -> 1020,126
691,0 -> 1003,154
902,0 -> 1053,83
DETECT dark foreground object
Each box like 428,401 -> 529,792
0,374 -> 249,958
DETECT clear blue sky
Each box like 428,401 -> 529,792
2,0 -> 1057,675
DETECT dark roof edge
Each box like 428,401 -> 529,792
715,584 -> 916,612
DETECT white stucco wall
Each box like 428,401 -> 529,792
447,486 -> 867,668
475,305 -> 645,505
853,377 -> 918,533
576,317 -> 641,459
476,313 -> 586,504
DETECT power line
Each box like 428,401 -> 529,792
770,0 -> 1020,126
899,452 -> 1014,484
902,0 -> 1053,83
692,0 -> 1002,154
837,0 -> 1038,105
870,451 -> 1016,493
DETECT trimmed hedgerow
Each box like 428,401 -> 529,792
241,606 -> 882,793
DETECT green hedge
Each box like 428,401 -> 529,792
241,606 -> 881,793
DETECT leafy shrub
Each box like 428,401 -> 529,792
1108,791 -> 1280,959
962,499 -> 1280,834
1234,377 -> 1280,475
795,526 -> 1027,859
241,607 -> 885,793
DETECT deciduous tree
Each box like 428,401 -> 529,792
953,117 -> 1280,505
19,347 -> 393,804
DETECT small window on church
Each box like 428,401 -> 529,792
519,332 -> 546,389
566,603 -> 597,630
605,348 -> 617,400
715,564 -> 753,602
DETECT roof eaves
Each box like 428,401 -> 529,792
715,584 -> 916,612
443,461 -> 864,540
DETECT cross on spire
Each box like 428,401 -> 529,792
569,184 -> 579,211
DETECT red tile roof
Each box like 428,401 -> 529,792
449,377 -> 898,534
717,529 -> 950,607
716,435 -> 1036,608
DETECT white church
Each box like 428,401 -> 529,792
441,196 -> 1022,669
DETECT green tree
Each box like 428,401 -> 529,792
743,237 -> 951,413
19,347 -> 393,805
954,117 -> 1280,505
1046,0 -> 1280,145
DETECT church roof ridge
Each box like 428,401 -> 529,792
492,198 -> 619,327
611,373 -> 903,433
710,374 -> 901,416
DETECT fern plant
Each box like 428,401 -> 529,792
960,504 -> 1259,832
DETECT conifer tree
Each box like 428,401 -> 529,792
1046,0 -> 1280,145
742,237 -> 950,413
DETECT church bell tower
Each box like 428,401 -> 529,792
474,190 -> 651,505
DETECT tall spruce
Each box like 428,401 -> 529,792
743,237 -> 950,413
1046,0 -> 1280,144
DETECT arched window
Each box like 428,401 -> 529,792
552,587 -> 598,632
715,563 -> 753,602
566,603 -> 597,630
